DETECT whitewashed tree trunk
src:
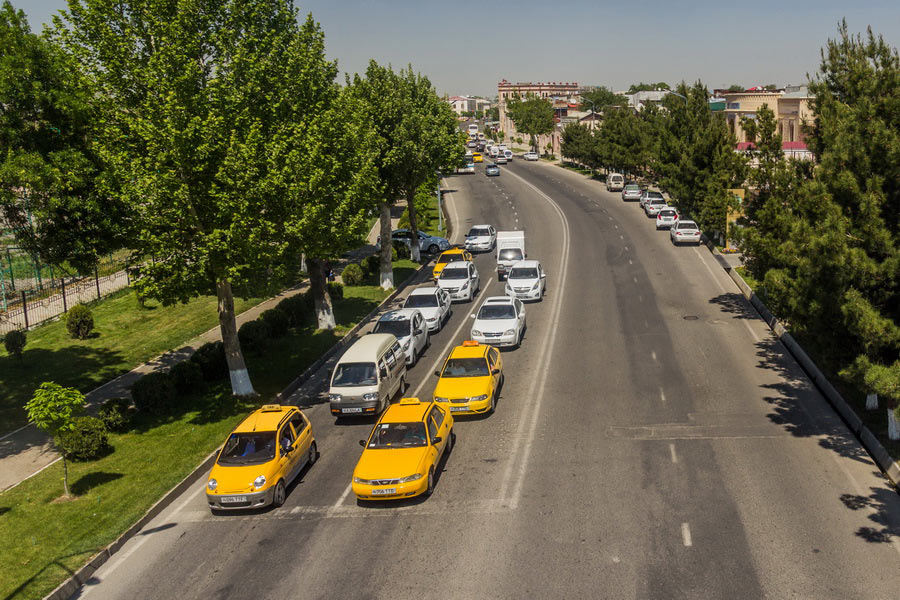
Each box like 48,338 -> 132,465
406,187 -> 422,263
379,201 -> 395,290
866,393 -> 879,410
307,258 -> 336,330
216,278 -> 256,397
888,407 -> 900,441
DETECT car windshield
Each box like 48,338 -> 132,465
332,362 -> 377,387
404,294 -> 438,308
440,268 -> 469,280
441,357 -> 490,377
508,267 -> 538,279
650,200 -> 667,206
218,432 -> 276,466
372,320 -> 409,338
469,228 -> 490,237
437,254 -> 463,264
478,305 -> 516,320
367,422 -> 428,449
498,248 -> 523,261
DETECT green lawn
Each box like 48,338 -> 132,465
0,272 -> 414,600
0,290 -> 265,434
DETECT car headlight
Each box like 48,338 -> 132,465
398,473 -> 424,483
469,395 -> 488,402
504,329 -> 516,335
461,280 -> 469,289
353,476 -> 368,484
472,329 -> 483,336
402,339 -> 411,350
253,475 -> 266,489
434,396 -> 449,403
426,316 -> 437,322
329,393 -> 342,402
207,479 -> 217,491
362,392 -> 378,401
531,281 -> 539,291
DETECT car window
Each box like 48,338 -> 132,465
390,342 -> 404,364
373,319 -> 410,338
332,362 -> 377,387
488,347 -> 500,367
515,298 -> 523,313
440,267 -> 469,280
219,432 -> 276,465
290,413 -> 306,437
430,406 -> 445,429
385,348 -> 397,368
405,293 -> 438,308
441,357 -> 490,377
279,422 -> 294,451
368,422 -> 427,448
427,416 -> 439,442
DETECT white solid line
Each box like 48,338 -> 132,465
659,388 -> 666,403
441,178 -> 463,245
651,351 -> 657,362
690,246 -> 761,342
682,522 -> 693,547
411,277 -> 494,399
614,225 -> 618,229
628,259 -> 633,265
669,443 -> 678,464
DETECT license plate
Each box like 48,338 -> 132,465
450,406 -> 468,412
220,495 -> 247,503
371,488 -> 396,495
342,407 -> 363,414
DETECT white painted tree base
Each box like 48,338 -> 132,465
317,307 -> 336,330
888,408 -> 900,441
866,393 -> 879,410
229,368 -> 256,397
380,271 -> 394,291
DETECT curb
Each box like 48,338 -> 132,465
45,260 -> 432,600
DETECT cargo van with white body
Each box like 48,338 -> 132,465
329,334 -> 407,417
495,230 -> 526,281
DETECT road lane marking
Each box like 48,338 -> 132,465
690,246 -> 761,342
629,259 -> 633,265
441,177 -> 463,244
620,235 -> 624,240
682,522 -> 693,547
331,483 -> 353,510
633,276 -> 638,283
624,246 -> 629,251
651,351 -> 657,362
659,388 -> 666,403
669,443 -> 678,464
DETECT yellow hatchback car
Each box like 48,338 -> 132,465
433,341 -> 503,415
432,247 -> 473,279
472,152 -> 483,163
206,405 -> 317,512
352,398 -> 454,500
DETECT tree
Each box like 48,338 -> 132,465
25,382 -> 85,497
560,123 -> 593,165
506,95 -> 555,152
0,1 -> 126,274
726,84 -> 745,92
580,86 -> 627,113
627,82 -> 670,94
4,328 -> 26,359
57,0 -> 338,395
486,106 -> 499,122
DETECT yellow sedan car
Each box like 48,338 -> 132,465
206,405 -> 317,512
433,341 -> 503,415
432,247 -> 473,279
352,398 -> 454,500
472,152 -> 483,163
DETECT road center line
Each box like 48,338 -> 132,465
669,443 -> 678,464
659,388 -> 666,403
681,522 -> 693,547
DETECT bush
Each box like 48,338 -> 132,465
190,341 -> 228,380
170,360 -> 204,394
98,398 -> 133,432
393,242 -> 410,260
4,329 -> 26,359
341,263 -> 364,286
391,245 -> 399,261
363,254 -> 380,277
131,371 -> 176,415
66,305 -> 94,339
260,308 -> 290,337
327,282 -> 344,301
398,210 -> 410,229
276,295 -> 307,328
238,319 -> 270,355
57,416 -> 110,461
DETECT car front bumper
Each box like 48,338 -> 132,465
207,487 -> 273,511
506,286 -> 540,300
472,332 -> 518,347
444,397 -> 492,415
353,476 -> 429,500
330,400 -> 380,416
443,287 -> 472,301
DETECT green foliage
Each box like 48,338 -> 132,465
56,416 -> 110,461
25,382 -> 85,436
363,254 -> 380,277
3,328 -> 26,359
561,123 -> 594,165
169,360 -> 204,395
65,305 -> 94,339
726,84 -> 745,92
506,95 -> 555,151
260,308 -> 290,337
190,341 -> 229,380
327,281 -> 344,301
130,372 -> 176,415
341,263 -> 364,286
580,86 -> 627,110
627,82 -> 670,93
98,398 -> 132,433
276,295 -> 309,328
238,319 -> 270,355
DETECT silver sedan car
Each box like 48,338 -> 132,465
645,199 -> 668,217
622,183 -> 643,201
670,220 -> 702,245
639,190 -> 665,210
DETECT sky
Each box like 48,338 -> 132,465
18,0 -> 900,97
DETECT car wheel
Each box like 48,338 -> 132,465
448,429 -> 456,453
272,480 -> 286,508
308,441 -> 318,466
424,468 -> 435,496
428,244 -> 439,254
488,390 -> 496,414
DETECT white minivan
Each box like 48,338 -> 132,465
328,334 -> 407,417
606,173 -> 624,192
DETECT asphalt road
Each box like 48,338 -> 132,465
72,158 -> 900,600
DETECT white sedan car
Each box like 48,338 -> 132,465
523,151 -> 539,161
504,260 -> 546,301
403,287 -> 451,332
465,224 -> 497,252
470,296 -> 526,348
655,208 -> 680,229
371,309 -> 428,366
437,261 -> 480,302
670,220 -> 702,245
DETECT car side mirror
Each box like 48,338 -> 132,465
470,314 -> 476,319
541,273 -> 546,278
434,370 -> 441,377
432,436 -> 442,445
359,439 -> 366,447
415,329 -> 423,335
491,368 -> 500,375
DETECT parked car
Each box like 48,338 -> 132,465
495,155 -> 507,165
437,261 -> 480,302
485,164 -> 500,176
470,296 -> 526,348
375,229 -> 451,255
639,190 -> 665,209
670,220 -> 702,245
459,161 -> 475,174
465,224 -> 497,252
504,260 -> 546,301
403,287 -> 451,332
606,173 -> 624,192
655,208 -> 680,229
523,151 -> 539,161
621,182 -> 643,202
644,198 -> 668,217
372,309 -> 429,366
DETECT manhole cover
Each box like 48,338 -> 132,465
683,315 -> 699,321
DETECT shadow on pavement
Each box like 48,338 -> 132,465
839,487 -> 900,544
707,292 -> 758,320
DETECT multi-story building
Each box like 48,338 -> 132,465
719,85 -> 813,158
446,95 -> 493,117
497,80 -> 580,154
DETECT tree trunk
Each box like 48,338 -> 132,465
216,278 -> 256,396
379,201 -> 394,290
406,187 -> 421,262
530,134 -> 537,153
300,252 -> 307,273
307,257 -> 336,330
888,406 -> 900,441
866,393 -> 878,410
62,455 -> 70,498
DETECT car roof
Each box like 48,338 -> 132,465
381,399 -> 432,423
679,220 -> 698,226
233,405 -> 296,434
378,309 -> 418,322
341,333 -> 396,361
442,260 -> 473,269
448,341 -> 489,360
440,248 -> 467,256
469,224 -> 492,229
510,260 -> 540,268
408,286 -> 440,296
482,296 -> 514,305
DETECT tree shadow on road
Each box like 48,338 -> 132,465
839,487 -> 900,544
707,292 -> 758,320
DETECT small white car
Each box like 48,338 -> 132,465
655,208 -> 680,229
504,260 -> 546,301
495,155 -> 507,165
465,224 -> 497,252
459,162 -> 475,174
403,287 -> 451,332
470,296 -> 526,348
437,261 -> 480,302
639,190 -> 665,210
670,220 -> 702,245
523,152 -> 539,161
644,198 -> 668,217
503,150 -> 513,162
371,309 -> 428,366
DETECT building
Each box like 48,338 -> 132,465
720,85 -> 813,158
625,90 -> 671,111
446,95 -> 493,117
497,80 -> 580,154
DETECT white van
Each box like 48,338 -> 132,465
328,334 -> 407,417
606,173 -> 625,192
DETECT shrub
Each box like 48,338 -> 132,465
341,263 -> 364,286
98,398 -> 133,432
398,210 -> 410,229
393,242 -> 410,260
238,319 -> 270,355
363,254 -> 380,277
327,282 -> 344,301
66,305 -> 94,339
4,329 -> 26,359
57,416 -> 110,461
391,245 -> 399,261
190,341 -> 228,380
260,308 -> 290,337
276,295 -> 307,328
131,371 -> 176,415
170,360 -> 204,394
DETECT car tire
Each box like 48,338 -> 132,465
308,442 -> 318,467
448,429 -> 456,453
428,244 -> 439,254
272,480 -> 286,508
424,468 -> 435,497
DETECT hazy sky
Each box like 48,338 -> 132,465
19,0 -> 900,97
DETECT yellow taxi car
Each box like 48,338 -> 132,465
206,404 -> 317,512
432,247 -> 473,279
433,341 -> 503,415
352,398 -> 454,500
472,152 -> 483,163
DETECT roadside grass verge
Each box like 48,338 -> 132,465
0,290 -> 265,435
0,271 -> 412,600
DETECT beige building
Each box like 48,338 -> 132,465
497,80 -> 580,154
721,85 -> 812,150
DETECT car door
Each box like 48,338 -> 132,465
389,341 -> 405,394
289,412 -> 313,478
438,289 -> 450,320
277,420 -> 300,482
469,263 -> 479,290
514,298 -> 526,333
488,347 -> 502,390
430,405 -> 451,455
538,264 -> 546,293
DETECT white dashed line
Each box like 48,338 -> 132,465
651,351 -> 657,362
682,522 -> 693,547
633,276 -> 638,283
669,443 -> 678,464
659,388 -> 666,403
628,259 -> 633,265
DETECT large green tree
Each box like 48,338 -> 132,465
580,86 -> 627,114
506,95 -> 555,152
57,0 -> 340,395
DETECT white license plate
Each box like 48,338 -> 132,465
220,495 -> 247,503
450,406 -> 468,412
371,488 -> 396,495
342,407 -> 363,414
